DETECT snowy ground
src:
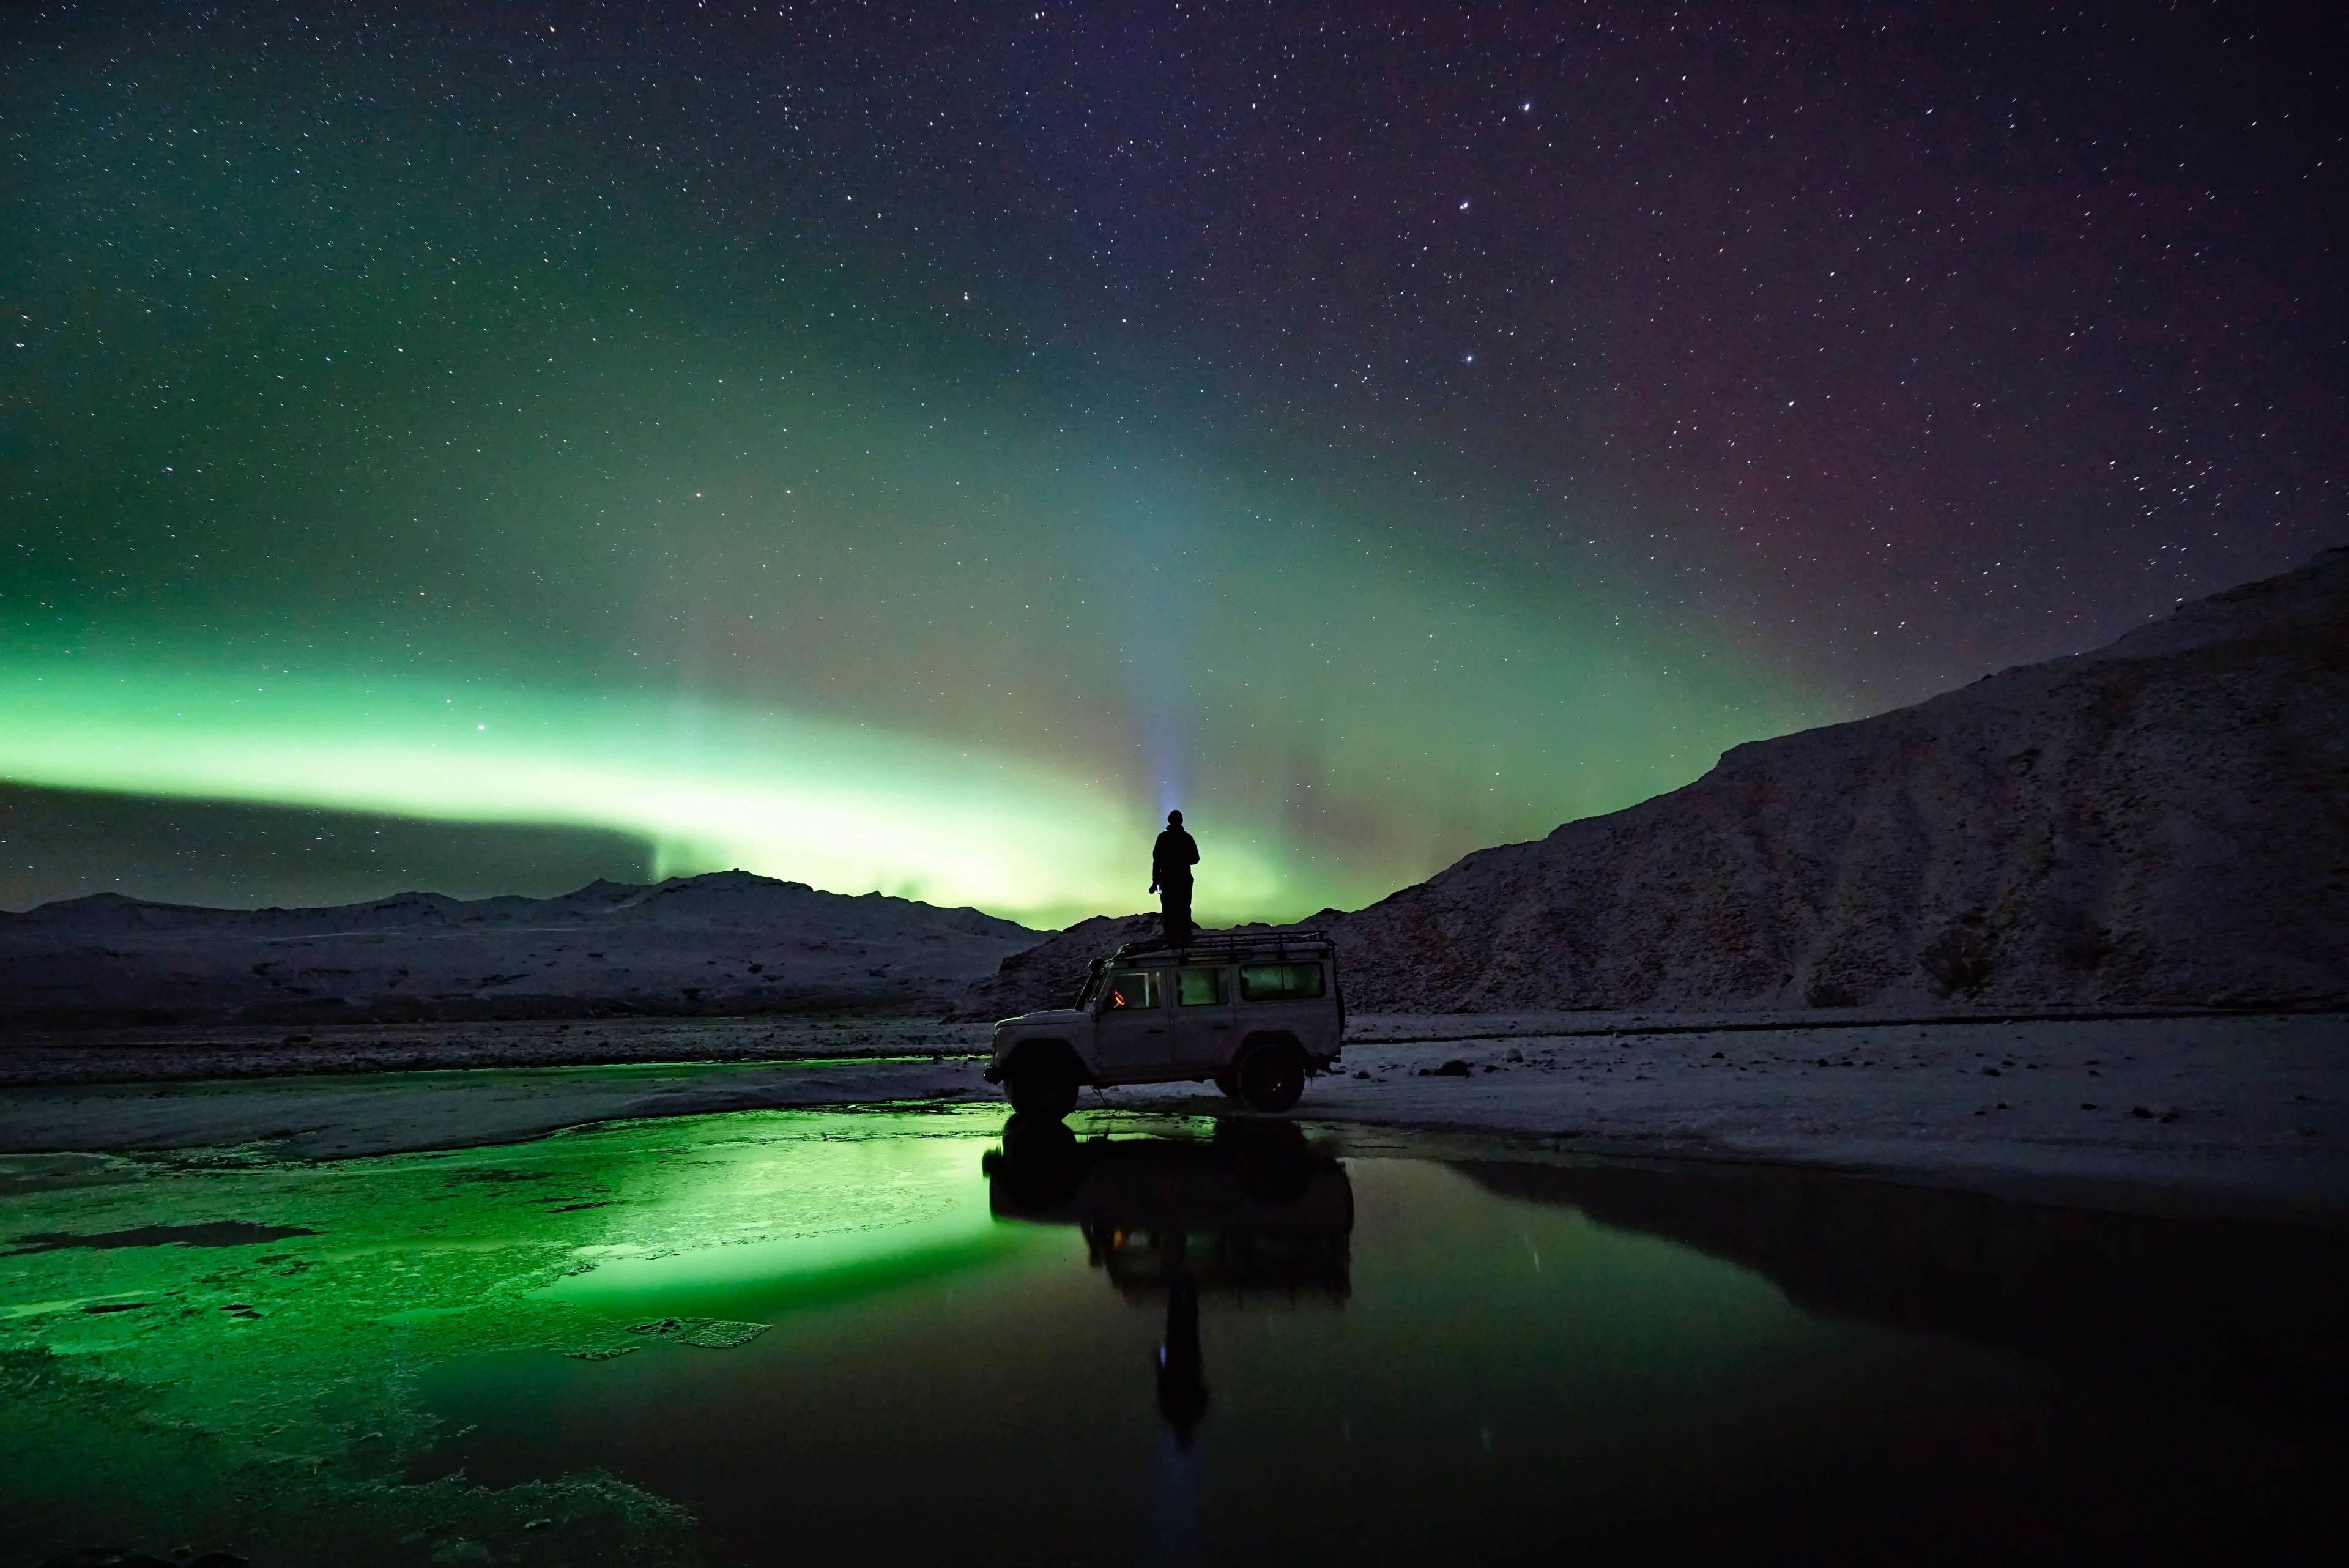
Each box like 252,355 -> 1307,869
0,1014 -> 976,1086
2,1009 -> 2341,1224
1291,1009 -> 2349,1224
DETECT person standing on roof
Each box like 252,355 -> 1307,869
1149,809 -> 1200,948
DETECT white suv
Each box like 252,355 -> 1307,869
983,931 -> 1344,1117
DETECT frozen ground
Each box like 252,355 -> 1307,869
1305,1009 -> 2349,1224
0,1014 -> 978,1087
2,1009 -> 2340,1224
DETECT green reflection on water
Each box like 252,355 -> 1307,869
538,1115 -> 1052,1321
0,1104 -> 1016,1565
11,1105 -> 2339,1566
411,1146 -> 1846,1568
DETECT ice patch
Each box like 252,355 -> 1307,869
626,1315 -> 770,1348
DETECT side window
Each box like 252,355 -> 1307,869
1104,970 -> 1160,1011
1238,962 -> 1326,1002
1176,966 -> 1227,1006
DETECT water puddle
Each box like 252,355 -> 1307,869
420,1113 -> 2348,1566
2,1104 -> 2344,1565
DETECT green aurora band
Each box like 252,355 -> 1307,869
0,12 -> 1832,922
0,362 -> 1824,924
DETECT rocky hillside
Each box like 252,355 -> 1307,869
0,869 -> 1041,1028
1329,548 -> 2349,1013
954,912 -> 1165,1020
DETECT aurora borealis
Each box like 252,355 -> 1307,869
3,3 -> 2340,923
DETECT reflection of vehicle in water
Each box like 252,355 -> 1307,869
984,1115 -> 1354,1446
982,931 -> 1344,1118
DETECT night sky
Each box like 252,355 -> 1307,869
3,2 -> 2342,923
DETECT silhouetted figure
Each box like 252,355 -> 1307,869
984,1115 -> 1352,1454
1156,1254 -> 1210,1447
1151,809 -> 1199,948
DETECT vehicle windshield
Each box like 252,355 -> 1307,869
1075,964 -> 1108,1009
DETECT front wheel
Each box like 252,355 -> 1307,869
1236,1044 -> 1305,1114
1008,1055 -> 1081,1120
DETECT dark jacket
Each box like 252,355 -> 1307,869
1152,827 -> 1200,885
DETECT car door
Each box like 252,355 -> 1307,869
1168,963 -> 1234,1070
1092,966 -> 1171,1079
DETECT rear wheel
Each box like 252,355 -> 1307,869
1008,1053 -> 1081,1120
1237,1042 -> 1306,1113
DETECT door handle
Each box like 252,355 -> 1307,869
1148,1027 -> 1165,1034
1211,1023 -> 1231,1029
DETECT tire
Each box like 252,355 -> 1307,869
1236,1042 -> 1306,1113
1212,1068 -> 1239,1100
1007,1052 -> 1081,1120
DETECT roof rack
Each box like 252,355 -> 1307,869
1105,929 -> 1334,964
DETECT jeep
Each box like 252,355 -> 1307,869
982,931 -> 1343,1118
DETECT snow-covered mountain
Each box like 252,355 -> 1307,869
1327,547 -> 2349,1013
0,869 -> 1042,1027
15,550 -> 2342,1032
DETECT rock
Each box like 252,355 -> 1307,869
1920,926 -> 1994,997
1434,1060 -> 1473,1077
2132,1106 -> 2154,1119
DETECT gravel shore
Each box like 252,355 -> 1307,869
2,1009 -> 2340,1224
